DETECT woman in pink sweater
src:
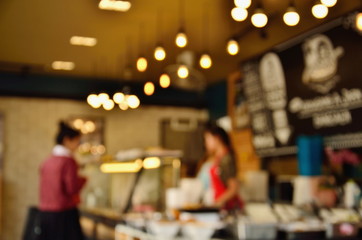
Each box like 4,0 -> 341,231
39,121 -> 87,240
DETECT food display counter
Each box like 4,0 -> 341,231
80,203 -> 362,240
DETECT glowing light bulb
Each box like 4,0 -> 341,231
98,93 -> 109,104
119,101 -> 129,110
283,7 -> 300,26
356,13 -> 362,32
144,82 -> 155,96
103,99 -> 115,111
84,121 -> 96,133
199,54 -> 212,69
136,57 -> 147,72
127,95 -> 140,109
154,46 -> 166,61
227,39 -> 239,55
159,74 -> 171,88
251,9 -> 268,28
231,7 -> 248,22
234,0 -> 251,9
112,0 -> 131,11
321,0 -> 337,7
113,92 -> 125,104
177,65 -> 189,78
312,3 -> 328,19
87,94 -> 102,108
175,32 -> 187,48
73,119 -> 84,130
52,61 -> 75,71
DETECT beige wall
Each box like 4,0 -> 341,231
0,97 -> 207,240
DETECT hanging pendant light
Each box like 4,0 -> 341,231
103,99 -> 115,111
154,11 -> 167,61
154,46 -> 166,61
227,39 -> 239,55
113,92 -> 125,104
356,12 -> 362,32
199,53 -> 212,69
119,101 -> 129,110
159,73 -> 171,88
177,65 -> 189,78
87,94 -> 102,109
321,0 -> 337,7
283,4 -> 300,26
234,0 -> 251,9
136,56 -> 147,72
199,5 -> 212,69
251,8 -> 268,28
175,0 -> 188,48
136,24 -> 148,72
98,93 -> 110,105
144,82 -> 155,96
312,2 -> 328,19
231,7 -> 248,22
175,29 -> 188,48
126,95 -> 140,109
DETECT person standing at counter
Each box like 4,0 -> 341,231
203,122 -> 243,211
39,121 -> 87,240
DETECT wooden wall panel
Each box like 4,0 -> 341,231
227,71 -> 261,181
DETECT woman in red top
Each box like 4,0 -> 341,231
203,122 -> 243,211
39,121 -> 87,240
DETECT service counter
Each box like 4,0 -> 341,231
80,205 -> 362,240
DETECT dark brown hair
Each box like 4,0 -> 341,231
204,121 -> 233,151
55,121 -> 81,145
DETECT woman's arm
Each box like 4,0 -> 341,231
215,177 -> 239,207
63,158 -> 87,196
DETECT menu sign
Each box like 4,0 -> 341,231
242,13 -> 362,157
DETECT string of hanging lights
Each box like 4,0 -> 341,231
227,0 -> 340,56
87,90 -> 140,111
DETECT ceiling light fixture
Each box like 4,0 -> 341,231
199,4 -> 212,69
175,0 -> 188,48
113,92 -> 125,104
119,101 -> 129,110
234,0 -> 252,9
70,36 -> 97,47
227,39 -> 239,55
98,0 -> 131,12
199,53 -> 212,69
98,93 -> 110,105
103,99 -> 115,111
176,30 -> 187,48
231,7 -> 248,22
283,2 -> 300,26
126,95 -> 140,109
52,61 -> 75,71
137,24 -> 148,72
154,10 -> 166,61
144,82 -> 155,96
136,56 -> 147,72
312,2 -> 328,19
356,12 -> 362,32
177,65 -> 189,78
159,73 -> 171,88
321,0 -> 337,7
251,8 -> 268,28
87,94 -> 102,108
154,46 -> 166,61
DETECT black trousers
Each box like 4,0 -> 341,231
39,208 -> 84,240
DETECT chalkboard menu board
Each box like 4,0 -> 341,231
242,13 -> 362,158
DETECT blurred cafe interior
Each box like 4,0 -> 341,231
1,0 -> 362,239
